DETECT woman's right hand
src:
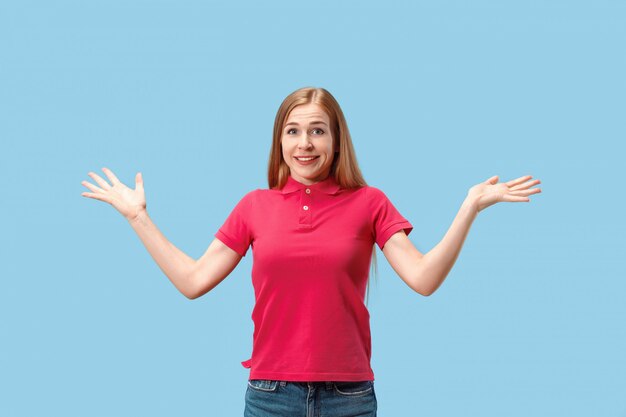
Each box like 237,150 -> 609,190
81,167 -> 147,222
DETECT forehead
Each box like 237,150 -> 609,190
285,103 -> 329,124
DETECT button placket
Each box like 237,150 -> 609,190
298,187 -> 313,227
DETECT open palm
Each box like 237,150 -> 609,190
81,167 -> 147,221
468,174 -> 542,213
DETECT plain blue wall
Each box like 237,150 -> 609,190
1,0 -> 624,416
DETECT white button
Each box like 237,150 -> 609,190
303,205 -> 309,210
305,188 -> 311,194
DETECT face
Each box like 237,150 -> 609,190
281,103 -> 337,185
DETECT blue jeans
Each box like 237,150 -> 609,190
244,379 -> 377,417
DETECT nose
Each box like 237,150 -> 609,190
297,133 -> 314,149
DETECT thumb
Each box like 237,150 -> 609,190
135,172 -> 144,189
485,175 -> 499,184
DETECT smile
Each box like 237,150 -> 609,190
294,156 -> 320,165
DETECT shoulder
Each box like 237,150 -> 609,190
238,188 -> 284,206
364,185 -> 385,195
236,189 -> 257,201
363,185 -> 389,203
247,188 -> 275,200
229,189 -> 260,210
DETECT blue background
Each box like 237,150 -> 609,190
1,0 -> 624,416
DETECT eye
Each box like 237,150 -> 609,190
286,128 -> 297,134
312,128 -> 325,135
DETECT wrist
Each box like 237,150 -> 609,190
462,195 -> 480,215
127,208 -> 148,224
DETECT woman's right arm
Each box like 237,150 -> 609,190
188,236 -> 243,299
128,211 -> 243,299
127,209 -> 196,299
82,168 -> 242,299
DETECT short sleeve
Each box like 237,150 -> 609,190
367,186 -> 413,250
214,191 -> 255,257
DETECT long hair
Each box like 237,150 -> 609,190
267,86 -> 379,307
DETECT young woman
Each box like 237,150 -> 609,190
81,87 -> 542,416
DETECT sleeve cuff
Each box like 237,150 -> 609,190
214,231 -> 248,257
376,221 -> 413,250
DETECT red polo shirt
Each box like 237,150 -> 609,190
214,174 -> 413,382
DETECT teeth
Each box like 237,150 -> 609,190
296,156 -> 317,161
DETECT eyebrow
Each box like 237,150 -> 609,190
285,121 -> 328,127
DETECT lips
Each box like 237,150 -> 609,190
294,155 -> 320,165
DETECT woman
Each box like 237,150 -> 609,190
81,87 -> 542,416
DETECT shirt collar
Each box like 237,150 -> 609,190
281,174 -> 342,195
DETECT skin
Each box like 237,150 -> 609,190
280,103 -> 338,185
81,108 -> 542,299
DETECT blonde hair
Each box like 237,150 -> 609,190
267,86 -> 379,307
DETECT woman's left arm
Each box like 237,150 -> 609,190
382,174 -> 542,296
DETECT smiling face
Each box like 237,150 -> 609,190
281,103 -> 338,185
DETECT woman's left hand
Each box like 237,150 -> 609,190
467,175 -> 542,213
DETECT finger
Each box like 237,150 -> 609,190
102,167 -> 122,185
81,191 -> 110,203
81,180 -> 105,194
526,187 -> 542,195
509,184 -> 541,195
505,175 -> 533,188
87,171 -> 112,190
484,175 -> 499,184
510,179 -> 541,191
509,188 -> 541,197
135,172 -> 144,190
